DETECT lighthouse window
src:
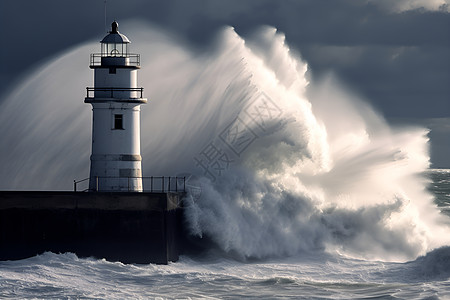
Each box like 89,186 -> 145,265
114,114 -> 123,130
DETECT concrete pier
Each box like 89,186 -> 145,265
0,191 -> 183,264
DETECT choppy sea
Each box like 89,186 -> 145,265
0,169 -> 449,299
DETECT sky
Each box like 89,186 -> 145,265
0,0 -> 449,166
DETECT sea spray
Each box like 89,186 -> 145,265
176,26 -> 450,261
0,44 -> 92,190
0,21 -> 448,261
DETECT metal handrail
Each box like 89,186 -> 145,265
86,87 -> 144,98
73,178 -> 89,192
73,176 -> 186,193
90,53 -> 140,67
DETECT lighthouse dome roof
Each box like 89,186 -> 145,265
101,21 -> 131,44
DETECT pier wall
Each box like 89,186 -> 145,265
0,191 -> 183,264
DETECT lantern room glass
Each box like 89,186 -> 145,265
101,43 -> 128,57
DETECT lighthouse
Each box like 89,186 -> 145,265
0,22 -> 184,264
85,21 -> 147,192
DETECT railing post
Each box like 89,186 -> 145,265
162,176 -> 165,192
128,176 -> 130,191
74,180 -> 77,192
151,176 -> 153,192
168,176 -> 171,192
96,176 -> 99,192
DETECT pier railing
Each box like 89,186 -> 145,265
73,176 -> 186,193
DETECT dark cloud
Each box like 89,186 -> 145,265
367,0 -> 449,13
302,45 -> 450,117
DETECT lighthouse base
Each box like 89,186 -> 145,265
0,191 -> 183,264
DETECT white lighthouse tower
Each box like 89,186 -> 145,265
85,21 -> 147,192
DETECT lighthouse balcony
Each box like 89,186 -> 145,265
90,53 -> 140,68
85,87 -> 145,100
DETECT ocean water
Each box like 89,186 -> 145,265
0,172 -> 449,299
1,21 -> 450,298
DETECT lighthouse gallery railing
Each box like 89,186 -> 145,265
89,53 -> 140,67
86,87 -> 144,98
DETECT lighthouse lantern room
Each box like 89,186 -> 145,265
85,21 -> 147,192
